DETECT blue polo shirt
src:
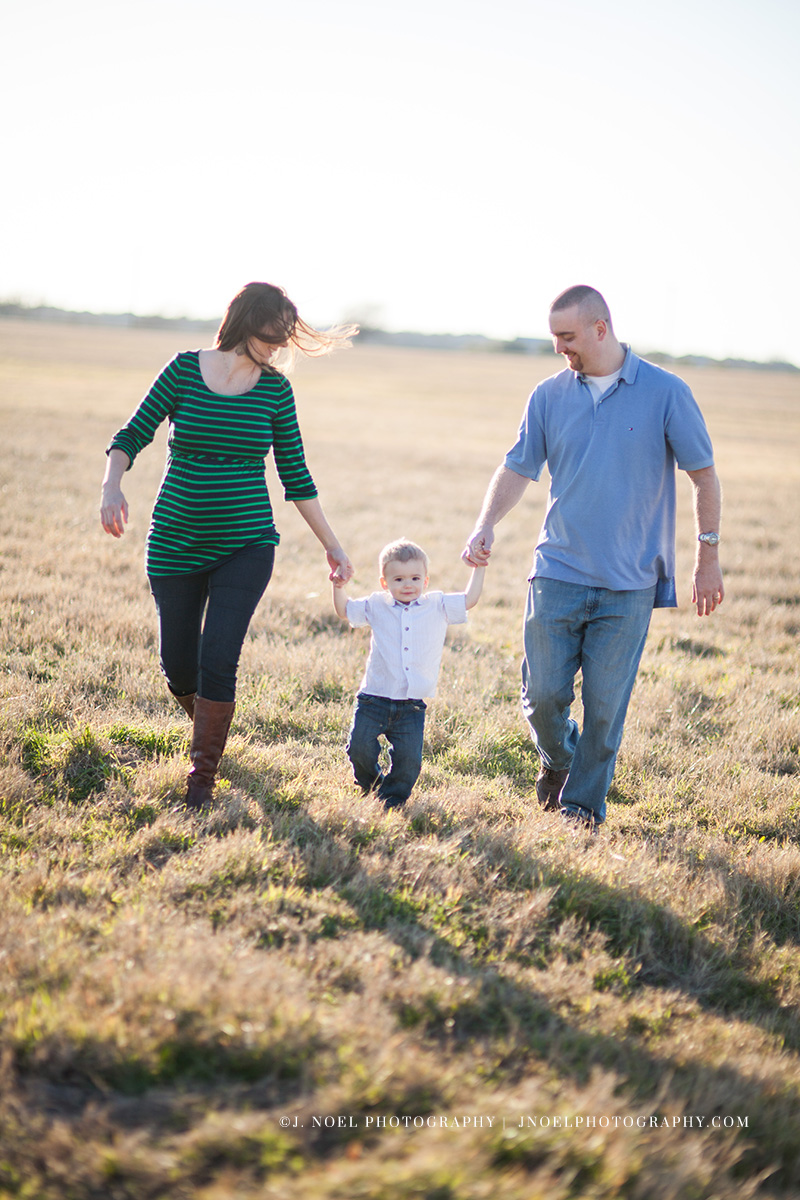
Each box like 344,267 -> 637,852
504,346 -> 714,607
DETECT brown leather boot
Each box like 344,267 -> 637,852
171,690 -> 196,720
185,697 -> 235,810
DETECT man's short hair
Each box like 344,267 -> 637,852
550,285 -> 612,329
379,538 -> 429,574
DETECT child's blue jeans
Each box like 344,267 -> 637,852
346,692 -> 427,808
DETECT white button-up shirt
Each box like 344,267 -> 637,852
346,590 -> 468,699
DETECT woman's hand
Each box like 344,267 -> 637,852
100,483 -> 129,537
100,448 -> 131,537
327,547 -> 354,583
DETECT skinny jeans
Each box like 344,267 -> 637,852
521,577 -> 656,825
148,544 -> 275,703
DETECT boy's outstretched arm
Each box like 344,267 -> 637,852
332,578 -> 350,620
465,565 -> 485,611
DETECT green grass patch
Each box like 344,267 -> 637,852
431,729 -> 539,786
107,723 -> 187,757
18,723 -> 118,802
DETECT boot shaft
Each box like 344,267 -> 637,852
186,697 -> 235,809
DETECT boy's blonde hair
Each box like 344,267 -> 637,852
378,538 -> 429,575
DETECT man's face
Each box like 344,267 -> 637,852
548,305 -> 605,375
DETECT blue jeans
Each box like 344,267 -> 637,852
346,693 -> 427,808
521,578 -> 656,825
149,544 -> 275,703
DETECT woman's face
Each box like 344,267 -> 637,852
245,324 -> 289,367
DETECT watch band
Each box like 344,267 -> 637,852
698,532 -> 721,546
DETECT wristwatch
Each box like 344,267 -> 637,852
698,532 -> 721,546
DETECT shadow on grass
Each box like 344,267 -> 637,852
12,768 -> 800,1191
349,800 -> 800,1177
224,799 -> 800,1186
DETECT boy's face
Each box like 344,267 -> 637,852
380,558 -> 428,605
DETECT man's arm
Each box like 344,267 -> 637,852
462,465 -> 531,566
686,465 -> 724,617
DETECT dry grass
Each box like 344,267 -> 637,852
1,319 -> 799,1198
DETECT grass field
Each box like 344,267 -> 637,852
1,318 -> 799,1199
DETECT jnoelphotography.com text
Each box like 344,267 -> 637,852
282,1113 -> 749,1131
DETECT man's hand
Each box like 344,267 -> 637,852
462,465 -> 530,567
686,466 -> 723,616
692,561 -> 724,616
462,526 -> 494,567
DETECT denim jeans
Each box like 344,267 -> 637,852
521,578 -> 656,825
346,692 -> 427,808
148,544 -> 275,703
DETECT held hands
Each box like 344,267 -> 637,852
462,526 -> 494,568
329,551 -> 352,621
327,547 -> 354,584
100,484 -> 129,538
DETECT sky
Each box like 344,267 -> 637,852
3,0 -> 799,364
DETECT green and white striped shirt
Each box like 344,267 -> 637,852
108,351 -> 318,575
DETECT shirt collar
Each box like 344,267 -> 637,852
618,343 -> 639,385
577,343 -> 639,387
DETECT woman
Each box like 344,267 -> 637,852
100,282 -> 356,809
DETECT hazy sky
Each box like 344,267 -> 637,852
4,0 -> 799,363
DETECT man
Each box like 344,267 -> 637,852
463,285 -> 724,833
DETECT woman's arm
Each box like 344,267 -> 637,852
100,356 -> 181,538
100,448 -> 131,537
292,497 -> 354,583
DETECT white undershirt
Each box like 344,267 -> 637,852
584,368 -> 622,405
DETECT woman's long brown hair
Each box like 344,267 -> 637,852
215,282 -> 357,372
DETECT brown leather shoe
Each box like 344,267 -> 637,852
185,697 -> 235,810
536,766 -> 569,811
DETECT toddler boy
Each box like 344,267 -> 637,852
332,538 -> 484,809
